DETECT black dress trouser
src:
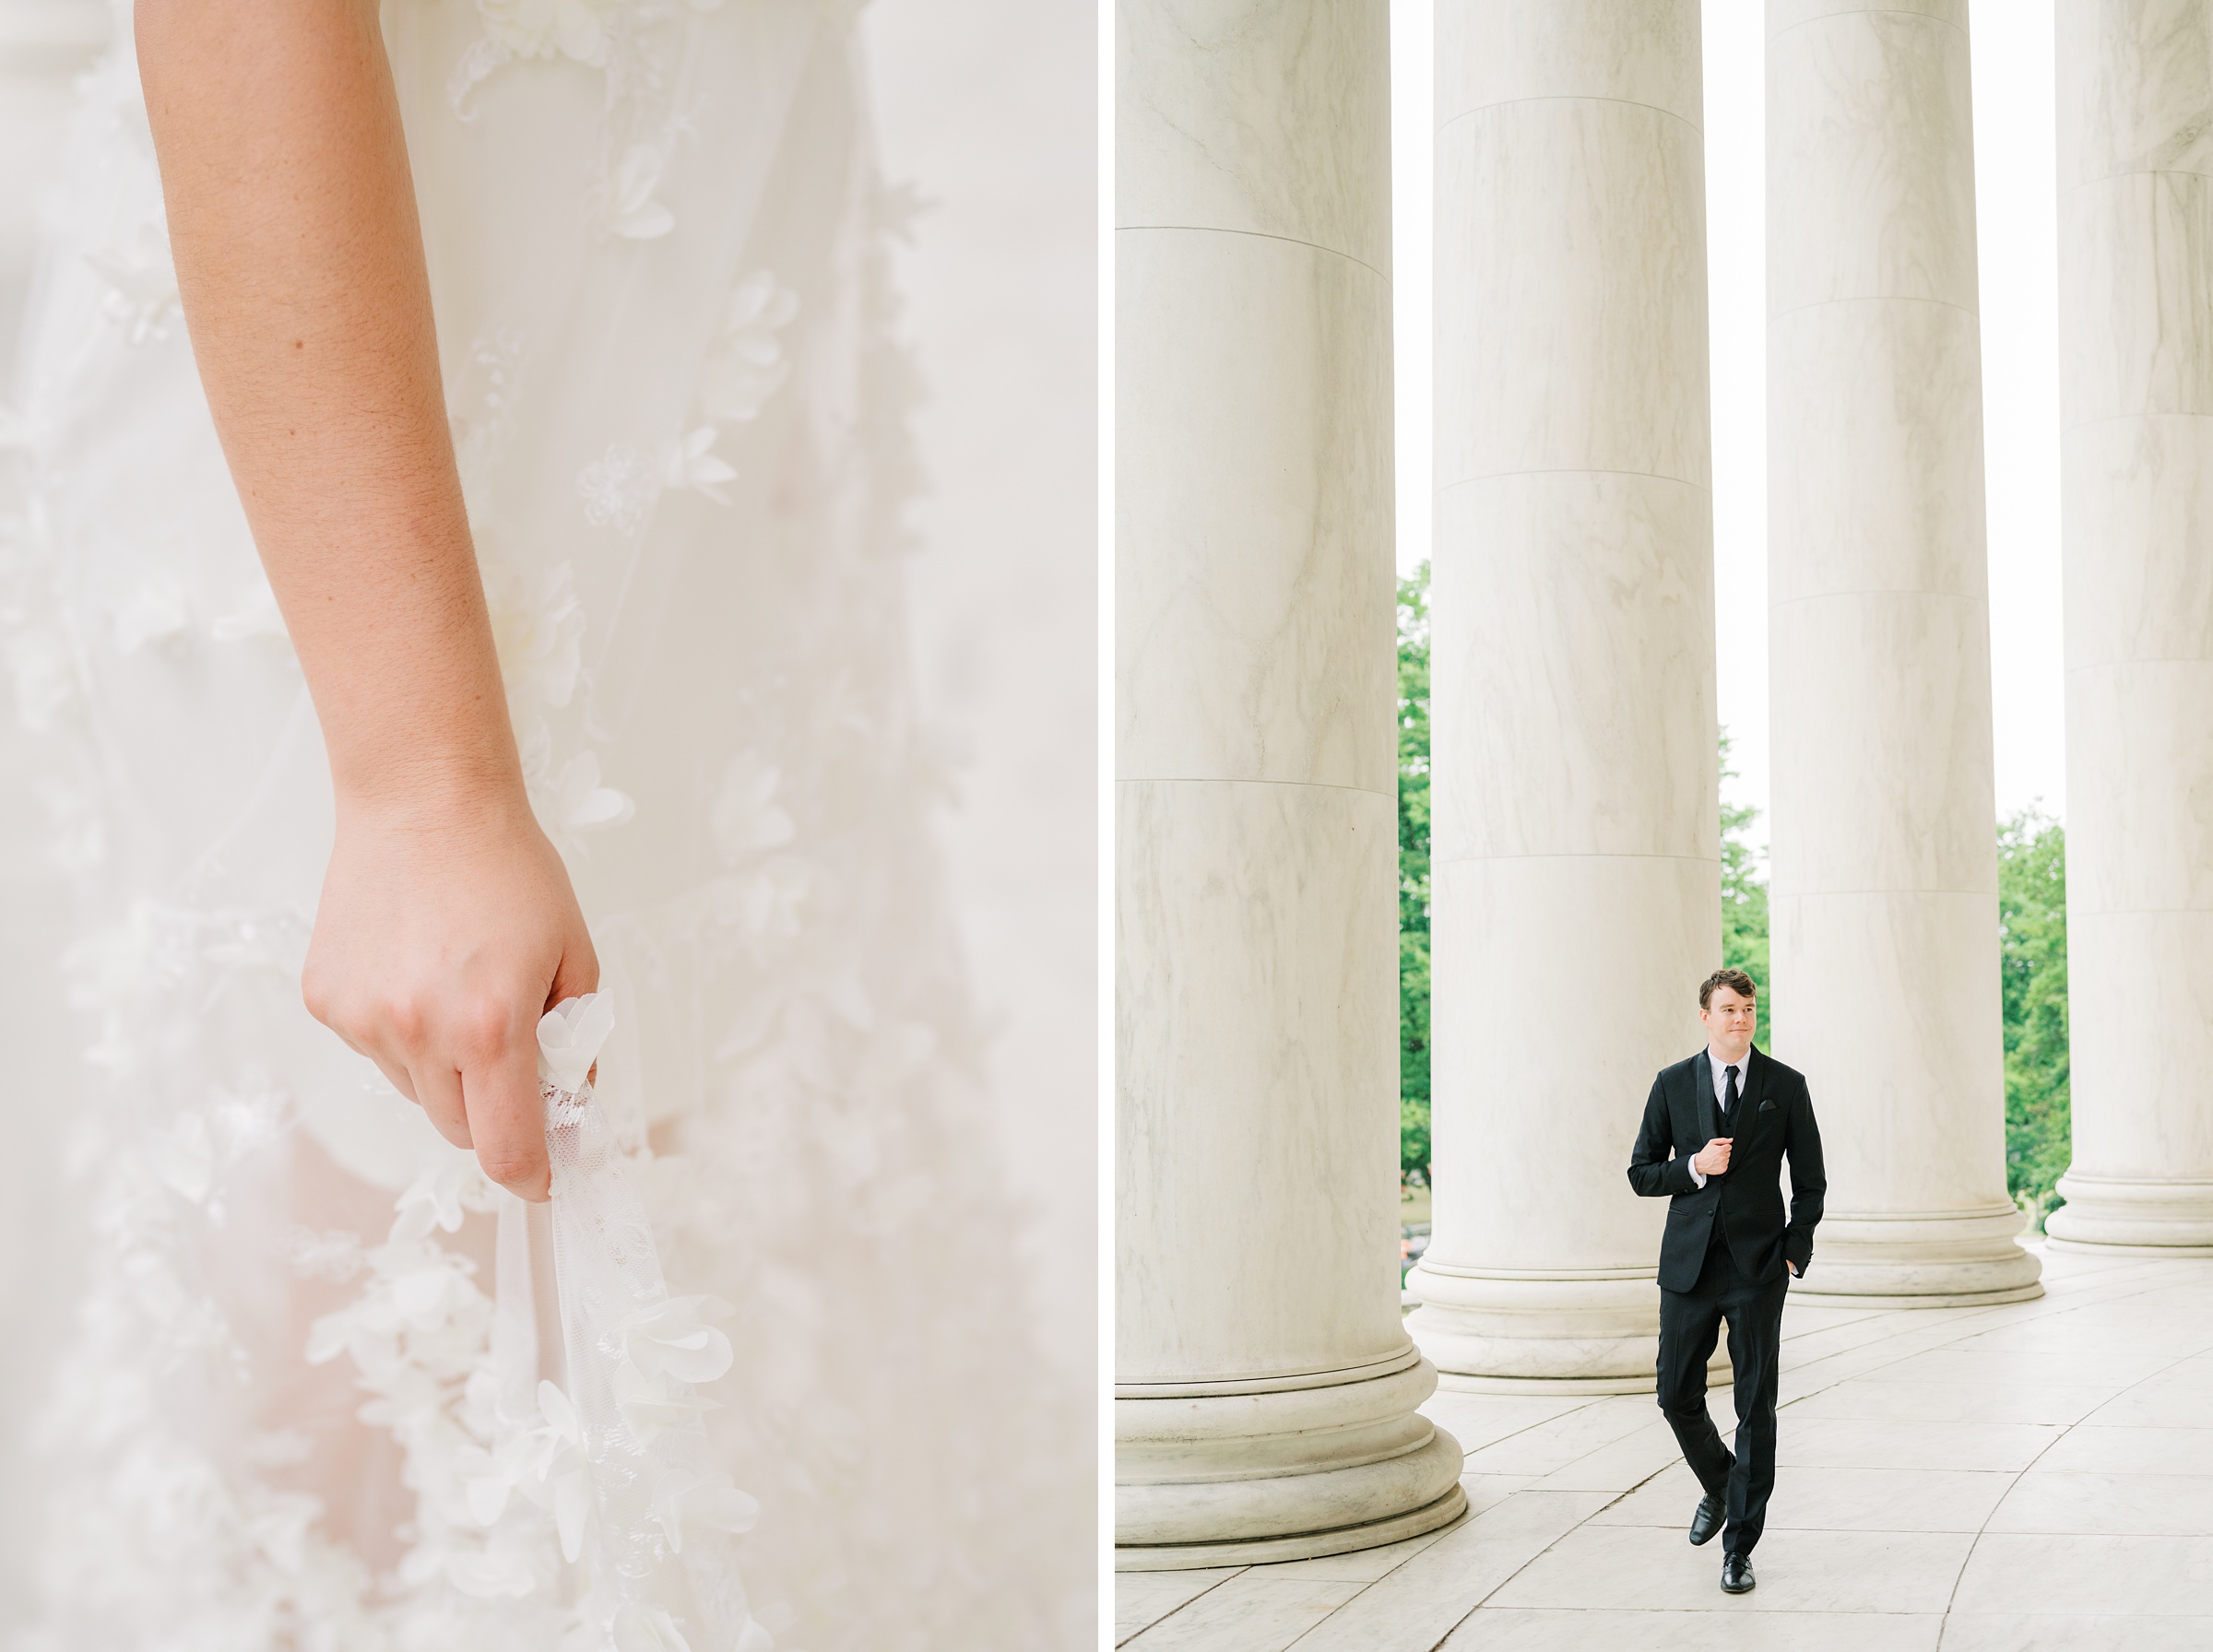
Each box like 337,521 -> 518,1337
1655,1209 -> 1788,1556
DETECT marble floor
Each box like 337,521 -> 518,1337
1117,1244 -> 2213,1652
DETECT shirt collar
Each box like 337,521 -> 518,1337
1709,1045 -> 1749,1081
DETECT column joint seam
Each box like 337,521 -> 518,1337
2061,166 -> 2213,195
1436,93 -> 1698,139
1436,466 -> 1710,493
1769,888 -> 1996,899
1769,7 -> 1966,48
2060,408 -> 2213,438
1769,588 -> 1979,611
1115,222 -> 1386,284
1117,774 -> 1396,800
1432,852 -> 1719,866
1769,291 -> 1977,326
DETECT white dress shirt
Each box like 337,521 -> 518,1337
1686,1046 -> 1749,1190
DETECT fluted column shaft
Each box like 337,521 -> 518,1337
1114,0 -> 1466,1568
1405,0 -> 1723,1388
1765,0 -> 2039,1304
2045,4 -> 2213,1253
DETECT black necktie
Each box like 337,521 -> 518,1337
1723,1064 -> 1741,1129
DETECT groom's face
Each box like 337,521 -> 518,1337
1702,986 -> 1757,1053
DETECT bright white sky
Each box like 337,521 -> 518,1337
1391,1 -> 2067,856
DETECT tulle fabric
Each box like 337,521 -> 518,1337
0,1 -> 1084,1646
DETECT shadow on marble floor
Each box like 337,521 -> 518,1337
1118,1245 -> 2213,1652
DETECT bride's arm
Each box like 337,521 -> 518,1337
137,0 -> 587,1200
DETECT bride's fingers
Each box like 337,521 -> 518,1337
545,936 -> 600,1012
369,1051 -> 420,1106
411,1061 -> 472,1150
463,1035 -> 550,1202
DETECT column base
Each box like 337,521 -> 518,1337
1116,1445 -> 1467,1571
2042,1174 -> 2213,1255
1402,1265 -> 1730,1387
1115,1347 -> 1468,1569
1782,1204 -> 2043,1307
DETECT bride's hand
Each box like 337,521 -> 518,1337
140,0 -> 598,1200
302,780 -> 597,1202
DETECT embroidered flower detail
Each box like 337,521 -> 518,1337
700,272 -> 799,424
6,629 -> 76,733
540,749 -> 636,844
734,861 -> 811,940
645,1467 -> 759,1553
486,559 -> 586,708
0,401 -> 35,452
663,426 -> 736,503
243,1492 -> 323,1575
537,992 -> 615,1093
61,905 -> 155,1015
578,443 -> 660,536
711,754 -> 796,863
611,1604 -> 695,1652
112,584 -> 191,655
450,327 -> 531,495
444,1544 -> 538,1599
242,1430 -> 314,1468
83,225 -> 183,346
386,1249 -> 479,1333
286,1228 -> 365,1283
305,1236 -> 487,1366
856,1021 -> 939,1101
607,142 -> 677,241
619,1295 -> 733,1385
31,776 -> 104,874
527,1380 -> 594,1562
611,1359 -> 716,1447
149,1114 -> 216,1204
475,0 -> 617,65
392,1152 -> 496,1244
208,575 -> 289,643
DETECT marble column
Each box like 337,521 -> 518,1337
1114,1 -> 1466,1567
1764,1 -> 2040,1304
2043,5 -> 2213,1254
1404,1 -> 1724,1387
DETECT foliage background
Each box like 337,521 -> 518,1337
1398,565 -> 1431,1186
1998,810 -> 2070,1221
1397,561 -> 2072,1223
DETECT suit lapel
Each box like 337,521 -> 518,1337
1693,1050 -> 1717,1150
1733,1047 -> 1770,1146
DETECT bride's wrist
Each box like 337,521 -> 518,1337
330,744 -> 533,833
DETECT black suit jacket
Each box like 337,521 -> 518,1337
1626,1045 -> 1826,1293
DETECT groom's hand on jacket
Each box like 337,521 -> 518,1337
1692,1137 -> 1733,1176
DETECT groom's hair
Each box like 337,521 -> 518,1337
1698,968 -> 1758,1010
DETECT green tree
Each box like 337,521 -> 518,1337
1719,728 -> 1771,1040
1399,564 -> 1431,1186
1998,809 -> 2070,1223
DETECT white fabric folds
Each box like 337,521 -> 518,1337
480,994 -> 767,1651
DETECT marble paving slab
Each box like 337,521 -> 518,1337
1118,1253 -> 2213,1651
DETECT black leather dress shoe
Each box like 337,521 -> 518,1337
1688,1492 -> 1725,1546
1721,1552 -> 1756,1593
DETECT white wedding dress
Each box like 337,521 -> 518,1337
0,3 -> 1083,1647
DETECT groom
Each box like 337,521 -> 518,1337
1626,968 -> 1825,1595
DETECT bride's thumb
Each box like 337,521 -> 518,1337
543,939 -> 604,1086
544,937 -> 601,1014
